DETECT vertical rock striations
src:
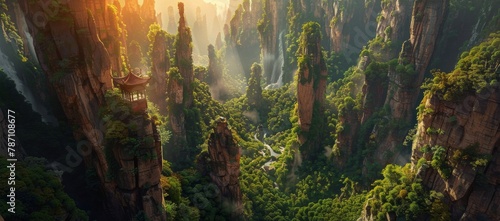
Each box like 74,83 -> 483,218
296,22 -> 327,159
389,0 -> 448,122
207,117 -> 243,220
369,0 -> 449,166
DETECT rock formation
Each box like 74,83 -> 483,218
296,22 -> 327,158
411,34 -> 500,220
369,0 -> 449,166
207,117 -> 243,220
412,87 -> 500,220
206,44 -> 226,99
165,3 -> 197,169
122,0 -> 156,55
259,0 -> 287,84
141,0 -> 157,26
175,2 -> 194,108
166,6 -> 177,34
149,30 -> 170,115
18,0 -> 165,220
193,7 -> 209,55
246,63 -> 263,108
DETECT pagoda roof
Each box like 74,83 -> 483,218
113,72 -> 150,88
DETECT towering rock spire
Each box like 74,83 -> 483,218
149,30 -> 170,114
246,63 -> 263,108
207,117 -> 243,220
167,6 -> 177,34
175,2 -> 194,108
296,22 -> 327,159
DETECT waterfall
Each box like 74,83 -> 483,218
265,30 -> 285,90
0,50 -> 57,125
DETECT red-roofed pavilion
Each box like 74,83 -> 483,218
112,72 -> 150,112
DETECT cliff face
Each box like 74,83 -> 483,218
412,88 -> 500,220
19,0 -> 165,220
207,117 -> 243,220
296,22 -> 327,156
371,0 -> 448,166
327,0 -> 379,61
375,0 -> 412,56
410,31 -> 500,220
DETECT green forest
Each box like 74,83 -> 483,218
0,0 -> 499,220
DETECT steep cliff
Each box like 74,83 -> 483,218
411,33 -> 500,220
18,0 -> 165,219
207,117 -> 243,220
370,0 -> 449,166
296,22 -> 328,159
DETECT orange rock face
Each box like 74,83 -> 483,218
412,87 -> 500,220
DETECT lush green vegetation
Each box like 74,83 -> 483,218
421,32 -> 500,102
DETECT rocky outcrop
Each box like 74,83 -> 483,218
246,63 -> 263,108
206,44 -> 226,100
296,22 -> 327,155
148,30 -> 170,115
258,0 -> 287,84
225,0 -> 261,80
375,0 -> 412,57
122,0 -> 156,55
327,0 -> 379,63
165,3 -> 196,169
18,0 -> 165,220
412,87 -> 500,220
141,0 -> 156,26
207,117 -> 243,220
193,7 -> 209,55
175,2 -> 194,108
370,0 -> 448,166
166,6 -> 177,34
